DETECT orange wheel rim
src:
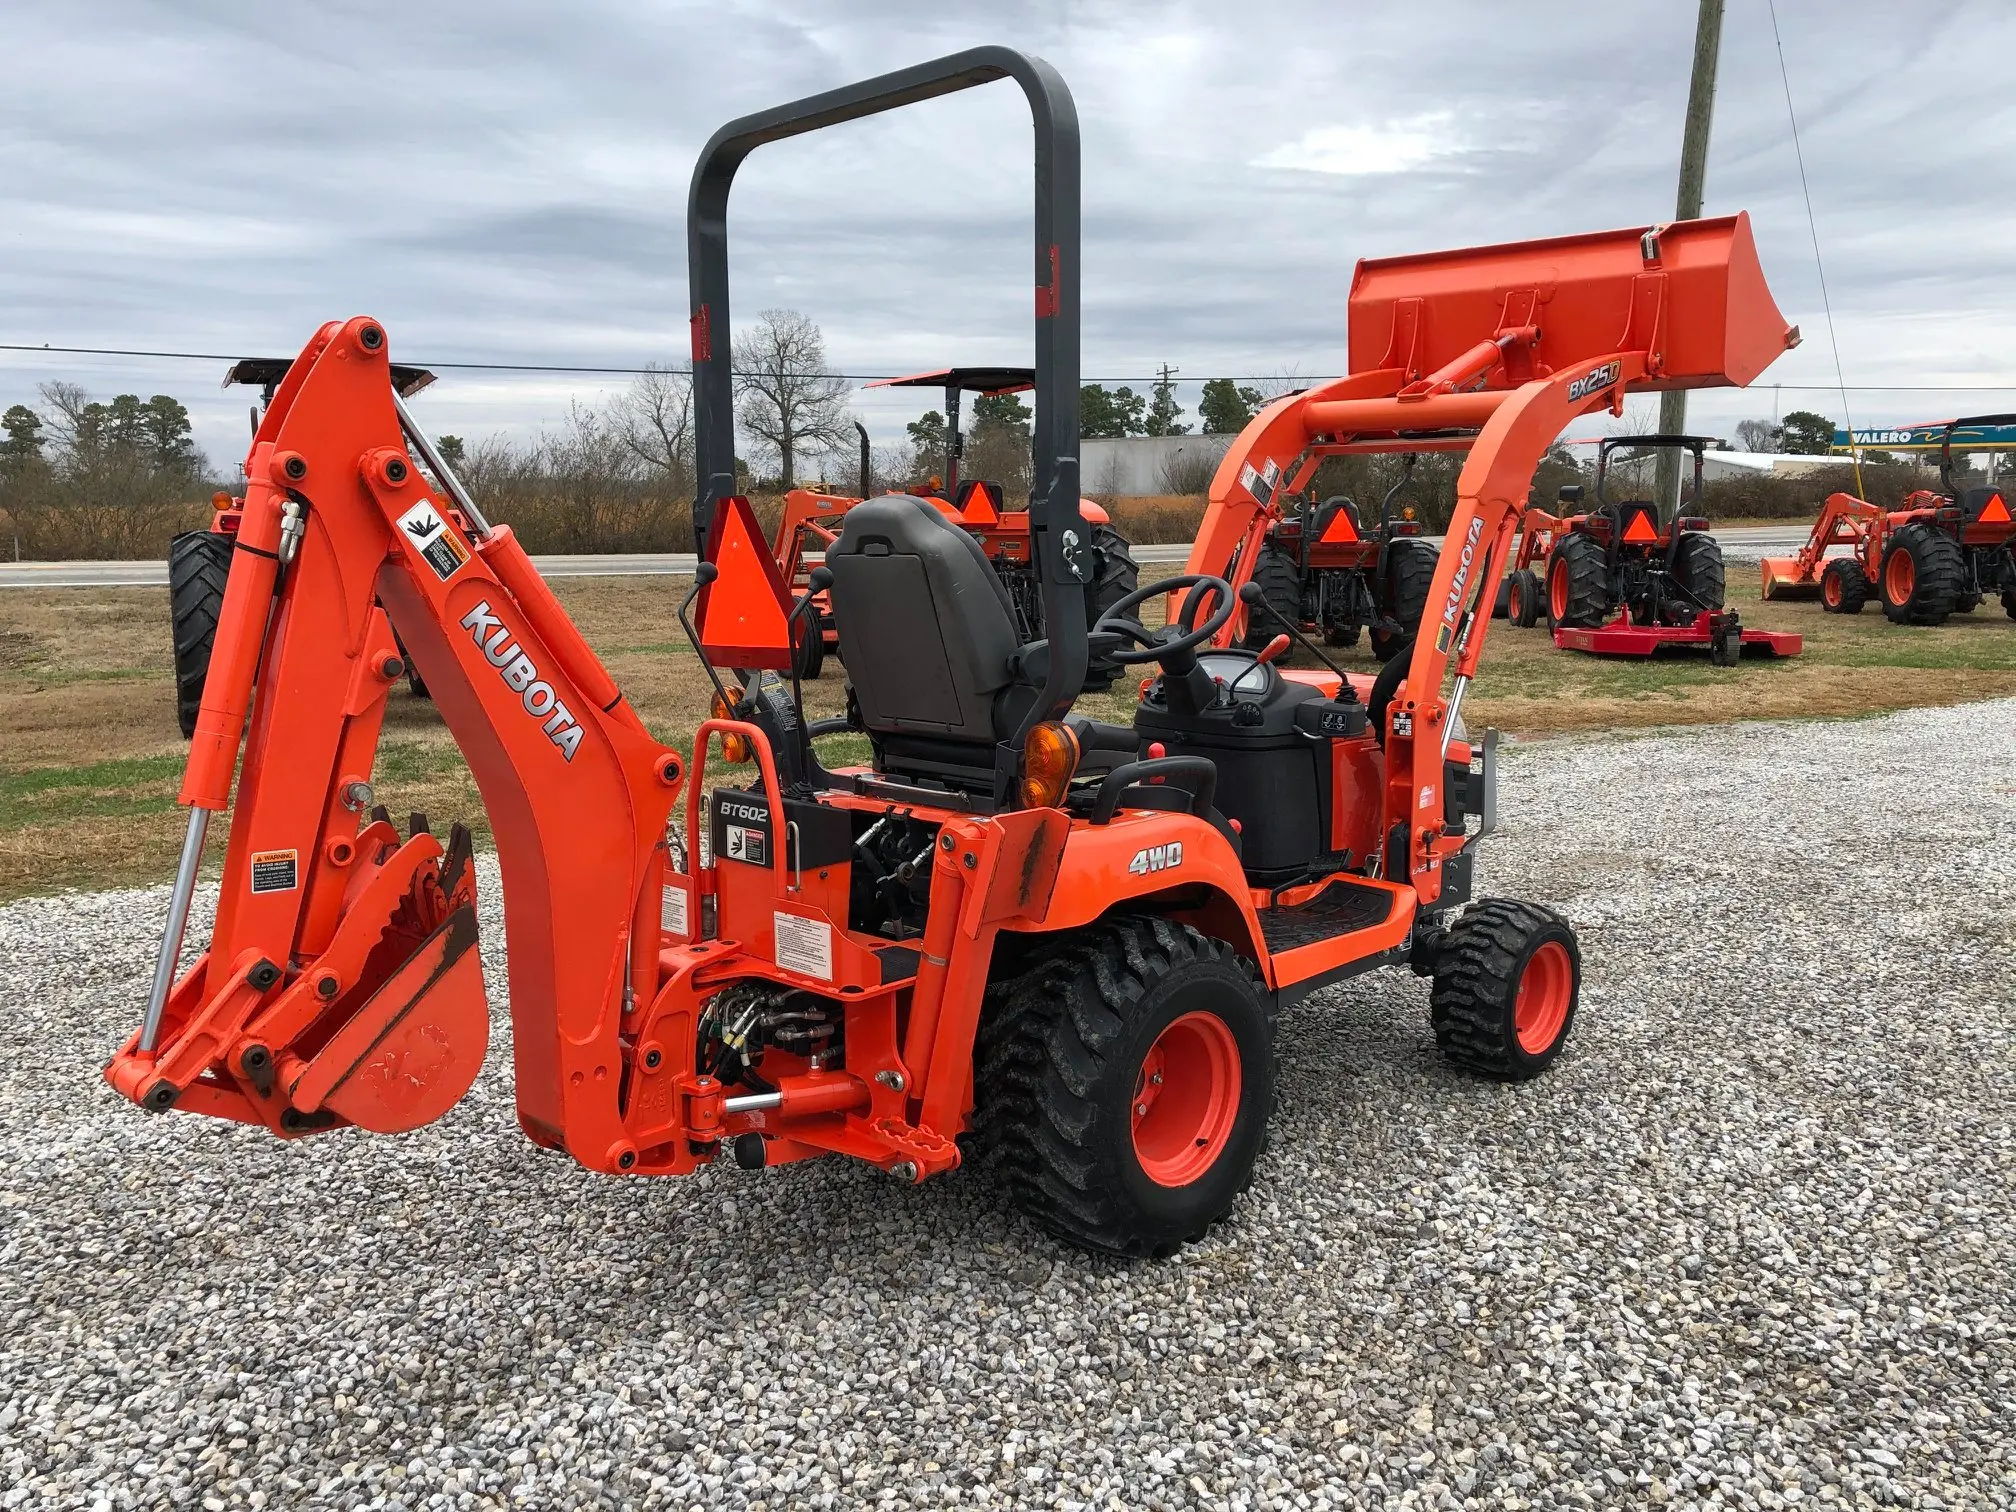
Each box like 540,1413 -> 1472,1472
1885,550 -> 1915,603
1548,562 -> 1568,620
1514,941 -> 1573,1055
1131,1011 -> 1241,1187
1822,573 -> 1841,606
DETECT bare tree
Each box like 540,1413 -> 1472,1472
732,309 -> 852,488
612,363 -> 694,494
35,381 -> 93,454
1735,418 -> 1776,453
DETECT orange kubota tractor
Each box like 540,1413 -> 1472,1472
105,51 -> 1793,1258
1505,433 -> 1801,664
1193,220 -> 1800,669
770,367 -> 1138,683
1759,414 -> 2016,623
1238,450 -> 1441,659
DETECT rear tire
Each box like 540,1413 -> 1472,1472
976,917 -> 1276,1259
1820,558 -> 1868,614
1880,523 -> 1964,625
1430,898 -> 1580,1080
2004,587 -> 2016,621
1084,524 -> 1140,690
792,616 -> 826,681
1371,538 -> 1437,660
1243,541 -> 1301,650
1672,532 -> 1726,611
1507,568 -> 1544,628
168,529 -> 233,739
1545,533 -> 1609,630
1322,620 -> 1362,649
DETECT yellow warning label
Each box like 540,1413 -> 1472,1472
249,848 -> 299,894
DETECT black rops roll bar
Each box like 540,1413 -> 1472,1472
1595,434 -> 1709,577
686,47 -> 1090,742
1938,414 -> 2016,496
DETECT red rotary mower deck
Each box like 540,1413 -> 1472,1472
1551,609 -> 1801,661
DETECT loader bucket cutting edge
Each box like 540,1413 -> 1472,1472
1759,558 -> 1821,601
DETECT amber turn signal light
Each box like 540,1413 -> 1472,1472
710,691 -> 753,764
1017,720 -> 1080,809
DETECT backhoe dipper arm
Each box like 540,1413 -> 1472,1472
108,318 -> 685,1170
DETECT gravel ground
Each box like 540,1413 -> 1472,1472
2,698 -> 2012,1511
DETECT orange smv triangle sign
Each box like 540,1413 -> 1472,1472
699,495 -> 796,670
1980,492 -> 2012,524
1319,506 -> 1359,545
961,482 -> 1001,526
1622,508 -> 1659,545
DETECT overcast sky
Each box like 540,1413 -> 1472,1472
5,0 -> 2014,472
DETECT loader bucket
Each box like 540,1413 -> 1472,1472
1759,557 -> 1821,601
1349,212 -> 1797,392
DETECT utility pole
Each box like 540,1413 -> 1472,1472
1657,0 -> 1725,513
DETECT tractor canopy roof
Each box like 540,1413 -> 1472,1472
867,367 -> 1036,397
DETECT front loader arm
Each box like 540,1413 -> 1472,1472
108,318 -> 685,1172
1383,356 -> 1647,901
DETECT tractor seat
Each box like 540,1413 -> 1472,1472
827,495 -> 1134,793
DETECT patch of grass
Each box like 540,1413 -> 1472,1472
1,569 -> 2011,899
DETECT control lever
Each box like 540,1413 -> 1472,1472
1236,581 -> 1355,697
1253,633 -> 1291,667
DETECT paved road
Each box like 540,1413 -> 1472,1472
0,528 -> 1805,590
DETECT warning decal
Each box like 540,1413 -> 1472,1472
250,848 -> 299,894
1622,509 -> 1659,545
1239,457 -> 1281,506
773,910 -> 834,981
1981,493 -> 2012,524
397,498 -> 470,581
660,882 -> 690,939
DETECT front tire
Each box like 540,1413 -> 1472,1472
1507,567 -> 1544,627
976,917 -> 1276,1259
1430,899 -> 1580,1080
1820,558 -> 1868,614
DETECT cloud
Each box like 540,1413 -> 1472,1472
1254,116 -> 1461,176
1,0 -> 2012,470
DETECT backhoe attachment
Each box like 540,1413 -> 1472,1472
106,317 -> 686,1160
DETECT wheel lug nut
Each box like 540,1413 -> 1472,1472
1135,1102 -> 1150,1116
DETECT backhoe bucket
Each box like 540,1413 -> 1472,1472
1759,558 -> 1821,601
1349,212 -> 1797,391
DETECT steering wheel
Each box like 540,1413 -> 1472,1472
1092,573 -> 1237,666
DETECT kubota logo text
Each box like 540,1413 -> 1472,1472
460,602 -> 582,761
1435,516 -> 1486,652
1566,361 -> 1621,404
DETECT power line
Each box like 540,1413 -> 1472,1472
2,342 -> 2014,394
1768,0 -> 1862,492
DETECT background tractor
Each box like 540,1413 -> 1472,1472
1242,451 -> 1441,659
1759,413 -> 2016,623
1509,434 -> 1797,663
769,367 -> 1139,685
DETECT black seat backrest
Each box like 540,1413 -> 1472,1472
827,495 -> 1022,742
